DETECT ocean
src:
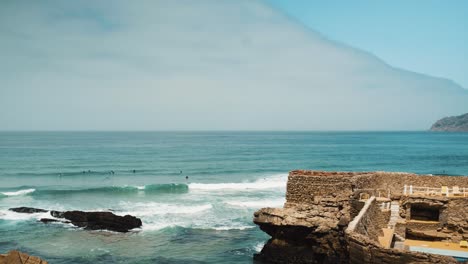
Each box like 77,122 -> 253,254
0,131 -> 467,263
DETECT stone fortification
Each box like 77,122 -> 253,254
254,170 -> 468,264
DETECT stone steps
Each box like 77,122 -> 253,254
388,201 -> 401,229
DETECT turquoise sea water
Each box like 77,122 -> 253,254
0,131 -> 467,263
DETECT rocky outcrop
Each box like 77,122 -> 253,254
0,250 -> 47,264
254,205 -> 349,264
8,207 -> 142,232
430,113 -> 468,132
254,170 -> 467,264
9,207 -> 47,214
51,210 -> 142,232
254,171 -> 355,263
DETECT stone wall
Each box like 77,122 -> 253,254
287,171 -> 468,206
353,172 -> 468,197
285,170 -> 359,207
347,197 -> 386,241
445,198 -> 468,231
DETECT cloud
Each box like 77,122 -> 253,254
1,0 -> 467,130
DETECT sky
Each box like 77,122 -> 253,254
268,0 -> 468,89
0,0 -> 467,131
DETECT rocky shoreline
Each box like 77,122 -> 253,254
9,207 -> 142,232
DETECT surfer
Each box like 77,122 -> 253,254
132,169 -> 136,173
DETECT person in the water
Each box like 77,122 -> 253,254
185,176 -> 189,180
132,169 -> 136,173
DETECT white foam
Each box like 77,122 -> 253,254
119,202 -> 213,217
225,198 -> 285,208
140,222 -> 181,231
211,225 -> 255,231
0,210 -> 51,221
141,222 -> 255,232
254,242 -> 265,252
1,188 -> 36,196
189,174 -> 287,191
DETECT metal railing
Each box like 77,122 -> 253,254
403,185 -> 468,197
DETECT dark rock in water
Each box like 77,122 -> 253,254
430,113 -> 468,132
10,207 -> 142,232
40,218 -> 60,223
9,207 -> 48,214
52,210 -> 142,232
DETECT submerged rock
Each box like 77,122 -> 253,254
9,207 -> 142,232
39,218 -> 62,224
0,250 -> 47,264
9,207 -> 47,214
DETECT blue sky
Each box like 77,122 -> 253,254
268,0 -> 468,89
1,0 -> 467,130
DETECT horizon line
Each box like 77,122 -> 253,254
0,129 -> 434,133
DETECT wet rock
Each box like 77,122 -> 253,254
52,210 -> 142,232
9,207 -> 48,214
10,207 -> 142,232
39,218 -> 59,224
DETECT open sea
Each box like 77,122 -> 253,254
0,131 -> 467,263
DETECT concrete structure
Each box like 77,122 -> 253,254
254,170 -> 468,263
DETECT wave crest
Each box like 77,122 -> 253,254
1,188 -> 36,196
32,184 -> 188,196
188,174 -> 287,191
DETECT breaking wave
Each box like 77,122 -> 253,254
188,174 -> 287,191
31,184 -> 188,196
1,188 -> 36,197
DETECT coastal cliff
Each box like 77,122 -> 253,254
430,113 -> 468,132
254,171 -> 357,263
254,170 -> 468,264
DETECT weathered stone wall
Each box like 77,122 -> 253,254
287,171 -> 468,206
446,198 -> 468,230
285,170 -> 358,206
353,172 -> 468,197
347,197 -> 386,241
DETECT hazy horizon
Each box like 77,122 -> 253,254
1,0 -> 467,131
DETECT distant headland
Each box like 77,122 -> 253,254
430,113 -> 468,132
